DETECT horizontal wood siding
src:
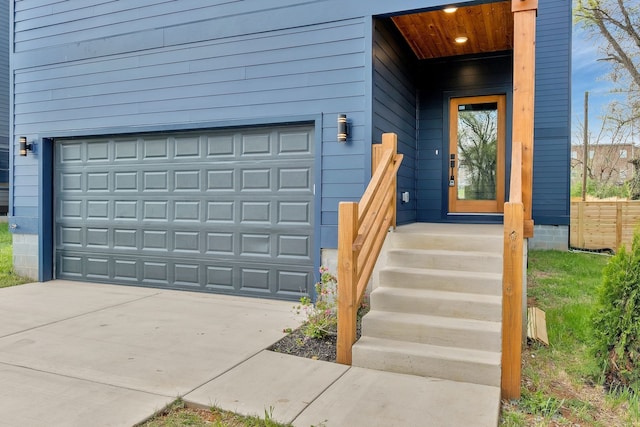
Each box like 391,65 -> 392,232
10,0 -> 571,239
416,53 -> 513,221
11,1 -> 371,246
12,0 -> 473,69
372,19 -> 417,225
0,1 -> 8,186
533,0 -> 571,225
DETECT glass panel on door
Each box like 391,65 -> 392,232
448,95 -> 506,213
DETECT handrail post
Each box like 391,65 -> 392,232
381,133 -> 398,229
502,201 -> 524,399
337,201 -> 358,365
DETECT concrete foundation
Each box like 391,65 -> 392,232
321,248 -> 338,275
528,224 -> 569,251
12,233 -> 39,280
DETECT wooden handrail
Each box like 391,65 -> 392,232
336,133 -> 403,365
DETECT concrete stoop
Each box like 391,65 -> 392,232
352,223 -> 503,388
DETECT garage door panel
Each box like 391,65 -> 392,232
55,125 -> 314,300
115,139 -> 138,160
143,171 -> 168,191
56,250 -> 314,298
279,168 -> 311,190
57,226 -> 313,261
86,142 -> 109,161
279,131 -> 312,154
143,138 -> 169,159
278,235 -> 311,258
114,172 -> 138,191
114,259 -> 138,282
207,201 -> 234,222
59,143 -> 82,163
207,135 -> 235,157
86,228 -> 109,247
242,134 -> 272,156
115,200 -> 138,220
87,201 -> 109,219
61,173 -> 82,191
174,170 -> 200,191
174,136 -> 201,158
241,168 -> 271,191
278,201 -> 311,224
207,170 -> 235,191
114,229 -> 137,249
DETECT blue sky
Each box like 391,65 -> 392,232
571,26 -> 622,143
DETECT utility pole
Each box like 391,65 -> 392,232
582,91 -> 589,201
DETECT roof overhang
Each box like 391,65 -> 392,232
391,1 -> 513,60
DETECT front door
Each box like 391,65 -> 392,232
448,95 -> 506,213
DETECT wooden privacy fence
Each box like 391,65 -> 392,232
336,133 -> 403,365
571,200 -> 640,252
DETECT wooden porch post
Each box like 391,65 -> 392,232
512,0 -> 537,238
502,0 -> 538,401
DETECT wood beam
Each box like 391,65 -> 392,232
511,3 -> 537,233
503,0 -> 538,400
512,0 -> 538,13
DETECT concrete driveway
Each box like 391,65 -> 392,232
0,280 -> 303,426
0,280 -> 500,427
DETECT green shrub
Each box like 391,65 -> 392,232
571,178 -> 629,200
592,231 -> 640,390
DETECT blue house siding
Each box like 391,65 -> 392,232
416,53 -> 513,222
372,18 -> 418,225
0,1 -> 8,212
9,0 -> 572,281
11,2 -> 375,247
533,0 -> 571,225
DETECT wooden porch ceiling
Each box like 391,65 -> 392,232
391,1 -> 514,60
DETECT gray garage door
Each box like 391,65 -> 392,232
55,125 -> 315,300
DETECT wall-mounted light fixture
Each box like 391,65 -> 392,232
455,36 -> 468,44
443,6 -> 458,13
19,136 -> 33,157
337,114 -> 349,143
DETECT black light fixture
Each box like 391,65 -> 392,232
337,114 -> 349,143
19,136 -> 33,157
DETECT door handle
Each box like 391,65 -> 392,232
449,154 -> 456,187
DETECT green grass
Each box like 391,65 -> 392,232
140,399 -> 293,427
0,222 -> 31,288
527,250 -> 606,378
500,250 -> 640,426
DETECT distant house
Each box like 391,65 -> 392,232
571,143 -> 638,186
9,1 -> 571,297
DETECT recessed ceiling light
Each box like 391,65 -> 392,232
443,7 -> 458,13
455,36 -> 468,43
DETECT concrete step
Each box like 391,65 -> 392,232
386,230 -> 502,254
370,287 -> 501,322
361,310 -> 501,352
352,336 -> 501,387
379,266 -> 502,296
386,248 -> 503,273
